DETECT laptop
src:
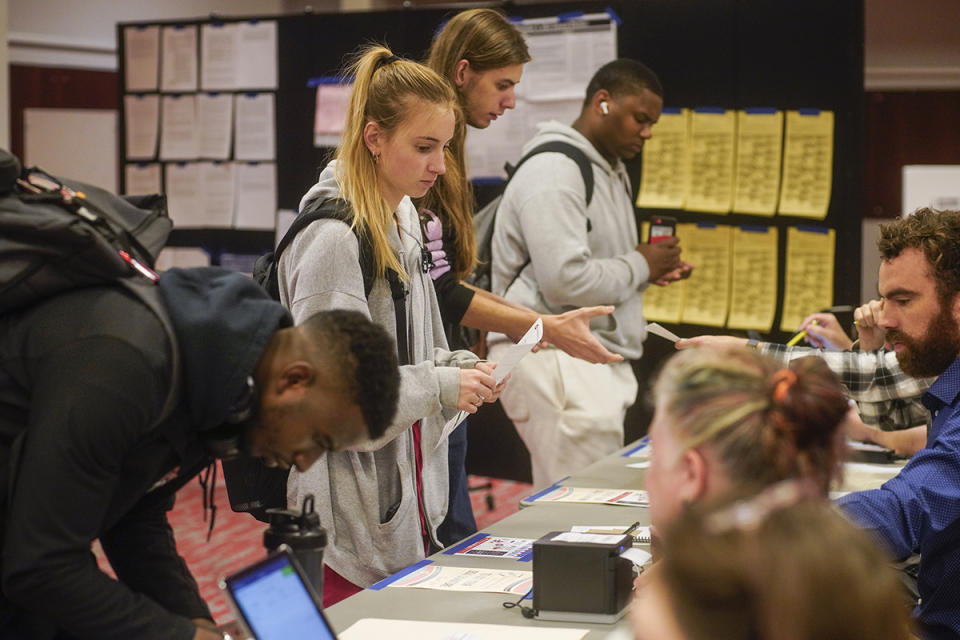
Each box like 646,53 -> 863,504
219,546 -> 338,640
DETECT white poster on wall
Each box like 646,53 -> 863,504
902,165 -> 960,216
24,108 -> 117,193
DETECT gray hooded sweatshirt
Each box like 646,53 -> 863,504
281,161 -> 477,587
490,121 -> 651,359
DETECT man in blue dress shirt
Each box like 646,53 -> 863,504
838,207 -> 960,639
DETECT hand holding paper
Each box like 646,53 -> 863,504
646,322 -> 682,343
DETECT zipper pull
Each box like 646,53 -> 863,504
118,249 -> 160,282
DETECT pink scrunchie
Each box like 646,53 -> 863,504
420,209 -> 450,279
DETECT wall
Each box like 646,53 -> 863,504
8,0 -> 288,69
864,0 -> 960,90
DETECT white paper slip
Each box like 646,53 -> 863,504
847,439 -> 890,453
626,460 -> 651,469
341,619 -> 587,640
435,318 -> 542,450
552,532 -> 625,544
622,547 -> 653,566
646,322 -> 682,343
571,525 -> 652,544
493,317 -> 542,383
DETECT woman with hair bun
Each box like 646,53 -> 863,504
632,484 -> 913,640
281,44 -> 506,606
644,346 -> 850,532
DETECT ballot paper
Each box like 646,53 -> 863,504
452,535 -> 534,560
531,487 -> 649,507
341,619 -> 587,640
646,322 -> 681,343
383,564 -> 532,596
435,318 -> 542,450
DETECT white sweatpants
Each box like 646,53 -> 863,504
489,343 -> 638,489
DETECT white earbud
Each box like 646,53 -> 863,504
600,101 -> 609,115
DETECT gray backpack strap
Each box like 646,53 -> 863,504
119,280 -> 180,427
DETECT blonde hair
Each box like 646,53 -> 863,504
652,347 -> 849,494
659,494 -> 912,640
336,44 -> 457,279
421,9 -> 532,279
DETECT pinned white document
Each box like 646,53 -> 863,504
159,94 -> 198,160
197,93 -> 233,159
124,94 -> 160,160
646,322 -> 682,343
237,21 -> 278,89
123,25 -> 159,92
233,162 -> 276,229
234,93 -> 275,161
199,161 -> 236,227
160,25 -> 198,92
124,163 -> 161,196
164,163 -> 201,227
200,23 -> 240,90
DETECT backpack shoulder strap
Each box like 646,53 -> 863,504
268,198 -> 377,299
271,198 -> 410,365
496,141 -> 597,296
504,140 -> 595,205
118,280 -> 181,427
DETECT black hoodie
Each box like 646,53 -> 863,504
0,267 -> 289,640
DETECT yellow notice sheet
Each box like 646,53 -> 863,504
639,222 -> 684,323
637,107 -> 690,209
733,109 -> 783,215
686,108 -> 736,214
678,223 -> 731,327
727,225 -> 779,331
780,226 -> 835,332
778,110 -> 834,219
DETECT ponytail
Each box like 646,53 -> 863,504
336,44 -> 457,280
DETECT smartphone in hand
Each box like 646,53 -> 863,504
648,215 -> 677,244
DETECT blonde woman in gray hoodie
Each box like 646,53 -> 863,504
278,45 -> 506,606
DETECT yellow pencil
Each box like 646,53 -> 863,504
786,319 -> 818,346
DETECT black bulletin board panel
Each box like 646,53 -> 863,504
120,1 -> 864,479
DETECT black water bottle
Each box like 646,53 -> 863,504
263,494 -> 327,599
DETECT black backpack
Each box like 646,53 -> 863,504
0,148 -> 180,423
0,149 -> 171,311
469,141 -> 595,294
252,197 -> 411,365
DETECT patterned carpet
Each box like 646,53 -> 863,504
95,463 -> 532,624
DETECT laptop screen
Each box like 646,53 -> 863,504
224,550 -> 337,640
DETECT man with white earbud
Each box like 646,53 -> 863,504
488,59 -> 693,488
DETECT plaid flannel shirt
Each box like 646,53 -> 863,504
759,343 -> 933,431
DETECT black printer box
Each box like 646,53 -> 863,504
532,530 -> 634,619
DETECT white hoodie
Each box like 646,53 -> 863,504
490,121 -> 651,359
